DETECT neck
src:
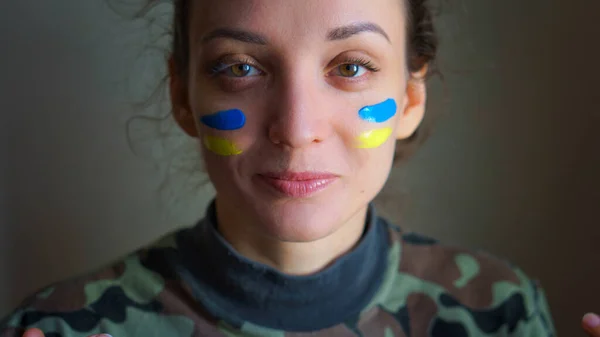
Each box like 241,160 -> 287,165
180,200 -> 390,331
215,200 -> 368,275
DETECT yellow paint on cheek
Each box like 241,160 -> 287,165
356,127 -> 393,149
203,135 -> 243,156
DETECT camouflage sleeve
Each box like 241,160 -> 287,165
508,268 -> 557,337
0,284 -> 99,337
0,311 -> 24,337
0,259 -> 128,337
0,253 -> 197,337
0,289 -> 50,337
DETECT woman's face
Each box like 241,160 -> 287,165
171,0 -> 426,242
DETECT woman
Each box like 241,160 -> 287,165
1,0 -> 594,336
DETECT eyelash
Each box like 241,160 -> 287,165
208,57 -> 261,76
340,57 -> 381,73
206,56 -> 381,78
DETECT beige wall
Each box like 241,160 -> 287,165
1,1 -> 599,336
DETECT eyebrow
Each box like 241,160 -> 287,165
201,21 -> 390,46
201,28 -> 268,45
327,22 -> 390,42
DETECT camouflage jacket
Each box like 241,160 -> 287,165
1,203 -> 555,337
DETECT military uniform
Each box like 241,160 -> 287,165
1,202 -> 555,336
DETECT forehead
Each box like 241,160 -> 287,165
188,0 -> 407,47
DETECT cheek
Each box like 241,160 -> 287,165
198,108 -> 247,157
354,98 -> 398,149
356,128 -> 393,149
203,136 -> 243,156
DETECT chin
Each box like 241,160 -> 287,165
252,199 -> 349,242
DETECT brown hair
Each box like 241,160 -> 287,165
400,0 -> 440,162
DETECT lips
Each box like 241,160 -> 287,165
257,171 -> 338,198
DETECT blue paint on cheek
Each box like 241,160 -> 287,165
358,99 -> 398,123
200,109 -> 246,130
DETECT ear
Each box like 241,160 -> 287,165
168,56 -> 199,138
396,67 -> 427,140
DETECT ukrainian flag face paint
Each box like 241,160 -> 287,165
200,109 -> 246,131
358,99 -> 397,123
200,109 -> 246,156
203,135 -> 243,156
356,99 -> 398,149
356,127 -> 393,149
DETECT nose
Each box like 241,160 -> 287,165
267,75 -> 332,149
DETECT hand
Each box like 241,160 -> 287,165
22,328 -> 111,337
583,313 -> 600,337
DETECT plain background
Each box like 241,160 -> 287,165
1,0 -> 599,336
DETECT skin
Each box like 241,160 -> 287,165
170,0 -> 426,275
17,1 -> 600,336
585,313 -> 600,337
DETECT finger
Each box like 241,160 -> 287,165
583,313 -> 600,337
22,328 -> 44,337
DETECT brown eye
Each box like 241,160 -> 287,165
337,64 -> 367,77
229,64 -> 253,77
